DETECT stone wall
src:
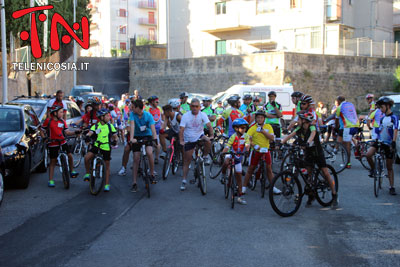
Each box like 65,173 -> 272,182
132,45 -> 167,60
0,71 -> 28,102
130,52 -> 400,110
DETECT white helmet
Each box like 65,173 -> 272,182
168,98 -> 181,108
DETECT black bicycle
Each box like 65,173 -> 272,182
221,151 -> 245,209
190,140 -> 207,195
269,142 -> 339,217
46,139 -> 71,189
368,140 -> 388,198
209,130 -> 229,179
88,140 -> 109,195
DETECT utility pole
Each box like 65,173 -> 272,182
1,0 -> 8,104
322,0 -> 326,55
73,0 -> 77,87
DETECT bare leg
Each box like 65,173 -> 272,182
146,146 -> 155,175
132,152 -> 141,184
105,160 -> 110,185
183,149 -> 194,181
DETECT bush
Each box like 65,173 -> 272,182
136,37 -> 156,46
393,66 -> 400,92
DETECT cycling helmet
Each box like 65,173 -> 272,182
49,105 -> 63,114
75,96 -> 84,103
365,94 -> 374,99
170,100 -> 180,108
243,94 -> 252,100
89,96 -> 101,106
232,118 -> 249,128
254,109 -> 267,117
300,94 -> 313,104
376,96 -> 394,107
227,95 -> 241,106
179,92 -> 189,98
268,91 -> 277,97
148,95 -> 159,102
291,91 -> 303,98
202,96 -> 212,102
96,108 -> 110,118
217,100 -> 222,104
297,111 -> 314,122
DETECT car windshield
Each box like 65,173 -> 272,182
73,88 -> 93,96
11,100 -> 46,117
0,108 -> 22,132
392,102 -> 400,119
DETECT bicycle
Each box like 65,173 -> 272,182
248,147 -> 271,198
221,151 -> 245,209
88,140 -> 109,195
162,135 -> 182,180
46,139 -> 71,190
352,122 -> 371,170
70,127 -> 90,168
190,140 -> 207,195
269,142 -> 339,217
321,139 -> 349,174
369,140 -> 387,198
209,132 -> 229,179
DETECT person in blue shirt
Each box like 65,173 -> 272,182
129,99 -> 158,192
366,97 -> 398,195
239,94 -> 254,116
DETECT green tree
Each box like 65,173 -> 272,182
1,0 -> 91,57
136,36 -> 156,46
393,66 -> 400,92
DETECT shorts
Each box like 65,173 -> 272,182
372,142 -> 394,160
49,144 -> 70,159
271,124 -> 281,139
184,135 -> 204,151
224,154 -> 243,172
250,150 -> 271,167
131,136 -> 153,152
89,146 -> 111,161
304,148 -> 327,168
338,127 -> 358,142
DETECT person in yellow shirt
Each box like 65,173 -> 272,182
243,110 -> 280,194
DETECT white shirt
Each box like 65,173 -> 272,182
180,111 -> 210,143
47,98 -> 67,110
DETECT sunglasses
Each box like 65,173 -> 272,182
191,105 -> 200,108
155,101 -> 159,104
254,100 -> 260,102
301,102 -> 308,105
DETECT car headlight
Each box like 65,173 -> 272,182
2,145 -> 18,156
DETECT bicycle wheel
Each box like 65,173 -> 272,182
315,165 -> 338,207
143,156 -> 151,198
269,171 -> 302,217
209,152 -> 223,179
359,142 -> 371,170
72,138 -> 83,168
162,148 -> 172,180
230,171 -> 236,209
374,156 -> 382,198
172,148 -> 180,175
322,141 -> 348,174
271,149 -> 282,174
44,148 -> 50,168
198,159 -> 207,195
280,153 -> 293,172
90,157 -> 105,195
249,172 -> 257,191
60,154 -> 70,190
0,171 -> 4,206
260,164 -> 266,198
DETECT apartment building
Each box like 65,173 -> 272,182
167,0 -> 394,59
83,0 -> 164,57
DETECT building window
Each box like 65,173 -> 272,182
216,40 -> 226,55
290,0 -> 302,9
118,9 -> 127,17
148,12 -> 155,24
119,26 -> 126,34
311,27 -> 321,49
149,28 -> 156,41
216,2 -> 226,15
120,42 -> 127,50
257,0 -> 275,14
348,0 -> 352,5
395,31 -> 400,43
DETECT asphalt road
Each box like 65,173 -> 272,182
1,146 -> 400,267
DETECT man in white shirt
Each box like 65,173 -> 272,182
179,98 -> 214,191
46,90 -> 67,120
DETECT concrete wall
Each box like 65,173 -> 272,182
130,51 -> 400,110
132,44 -> 167,60
0,72 -> 28,102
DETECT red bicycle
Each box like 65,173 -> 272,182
162,136 -> 182,180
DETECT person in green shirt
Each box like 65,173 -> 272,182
201,97 -> 217,128
179,92 -> 190,114
214,100 -> 225,117
264,91 -> 283,140
287,91 -> 304,131
83,109 -> 118,192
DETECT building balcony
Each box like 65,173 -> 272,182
137,34 -> 157,42
138,18 -> 157,26
326,2 -> 342,22
202,13 -> 251,34
138,1 -> 157,9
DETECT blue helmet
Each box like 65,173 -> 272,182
96,108 -> 110,118
232,118 -> 248,128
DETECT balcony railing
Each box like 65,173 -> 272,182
138,1 -> 157,9
138,18 -> 157,26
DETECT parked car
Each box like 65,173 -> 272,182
70,85 -> 94,97
80,92 -> 107,104
0,103 -> 47,188
10,96 -> 82,127
0,146 -> 4,206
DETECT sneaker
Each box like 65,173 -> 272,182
331,194 -> 339,208
130,183 -> 138,193
368,169 -> 375,178
48,180 -> 55,187
273,186 -> 282,195
118,166 -> 127,176
180,180 -> 187,191
389,187 -> 397,195
346,163 -> 352,169
70,171 -> 79,178
237,196 -> 247,205
154,158 -> 159,165
204,155 -> 211,166
160,151 -> 167,159
104,184 -> 110,192
150,175 -> 158,184
83,173 -> 90,182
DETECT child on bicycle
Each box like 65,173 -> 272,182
366,97 -> 398,195
41,106 -> 81,187
220,118 -> 250,205
282,111 -> 338,207
83,109 -> 118,192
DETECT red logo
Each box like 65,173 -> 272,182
12,5 -> 90,59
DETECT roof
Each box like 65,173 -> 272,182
0,103 -> 26,109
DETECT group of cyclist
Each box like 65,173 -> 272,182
40,88 -> 398,204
